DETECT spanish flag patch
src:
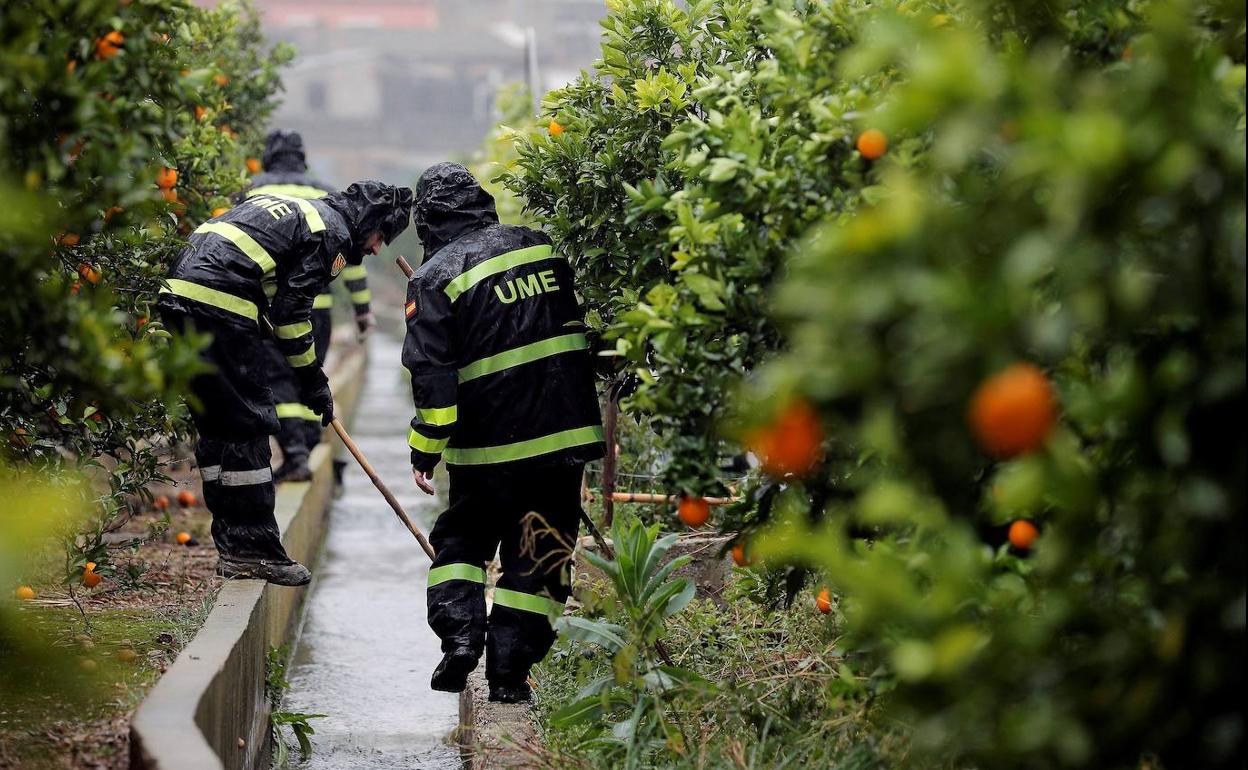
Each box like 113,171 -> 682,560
404,300 -> 418,319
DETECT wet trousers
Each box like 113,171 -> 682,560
268,307 -> 334,468
161,308 -> 294,564
427,462 -> 584,687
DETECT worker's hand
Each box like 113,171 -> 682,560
355,311 -> 375,341
412,467 -> 435,495
298,369 -> 335,426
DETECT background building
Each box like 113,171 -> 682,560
247,0 -> 607,185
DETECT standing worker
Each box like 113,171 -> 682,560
241,130 -> 376,482
159,180 -> 412,585
403,163 -> 604,702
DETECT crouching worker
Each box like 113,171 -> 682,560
158,181 -> 413,585
403,163 -> 604,702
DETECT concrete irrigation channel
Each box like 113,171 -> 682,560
278,332 -> 458,769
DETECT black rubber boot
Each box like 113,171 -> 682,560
488,680 -> 532,704
430,648 -> 479,693
273,460 -> 313,484
217,557 -> 312,586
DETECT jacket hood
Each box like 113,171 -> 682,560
413,162 -> 498,256
323,181 -> 414,260
261,130 -> 308,173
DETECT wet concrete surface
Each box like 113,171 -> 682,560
280,333 -> 459,769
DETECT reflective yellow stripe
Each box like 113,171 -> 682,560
313,294 -> 334,309
276,403 -> 320,421
286,344 -> 316,367
194,222 -> 276,274
160,279 -> 258,320
458,333 -> 587,383
341,265 -> 368,281
264,193 -> 325,233
417,405 -> 457,426
408,427 -> 449,454
428,563 -> 486,587
275,321 -> 312,339
492,588 -> 565,619
444,425 -> 603,466
246,184 -> 329,200
349,288 -> 371,305
444,245 -> 555,302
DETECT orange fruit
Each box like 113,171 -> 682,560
94,30 -> 124,60
67,59 -> 78,74
103,205 -> 124,222
82,571 -> 102,588
136,315 -> 148,329
194,105 -> 207,121
78,263 -> 101,285
968,363 -> 1058,459
175,531 -> 191,545
214,73 -> 229,86
548,120 -> 565,137
211,206 -> 229,218
748,398 -> 823,478
245,157 -> 261,174
160,188 -> 179,204
153,494 -> 170,510
731,542 -> 750,567
90,411 -> 104,422
816,588 -> 832,614
84,562 -> 97,573
856,128 -> 888,160
59,232 -> 81,247
1008,519 -> 1039,551
177,490 -> 196,507
156,166 -> 178,189
677,496 -> 710,528
71,281 -> 82,295
15,586 -> 35,601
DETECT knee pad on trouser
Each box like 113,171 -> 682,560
195,437 -> 291,563
486,585 -> 566,686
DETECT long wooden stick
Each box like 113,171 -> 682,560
329,418 -> 436,560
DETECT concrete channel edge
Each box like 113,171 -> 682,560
129,346 -> 367,770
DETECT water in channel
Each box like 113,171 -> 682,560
279,333 -> 459,769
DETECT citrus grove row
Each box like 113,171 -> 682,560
491,0 -> 1244,767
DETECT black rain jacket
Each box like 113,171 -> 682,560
402,163 -> 603,474
159,181 -> 411,382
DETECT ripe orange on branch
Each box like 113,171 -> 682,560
748,398 -> 823,478
246,157 -> 261,174
156,167 -> 178,189
816,588 -> 833,614
856,128 -> 888,160
95,31 -> 124,60
82,571 -> 102,589
677,496 -> 710,528
153,494 -> 170,510
731,542 -> 751,567
548,120 -> 565,136
1008,519 -> 1039,551
969,363 -> 1058,458
177,490 -> 196,507
175,531 -> 192,545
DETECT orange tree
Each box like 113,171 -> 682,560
502,0 -> 906,496
0,0 -> 291,584
738,0 -> 1245,767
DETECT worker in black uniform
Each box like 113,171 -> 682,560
402,163 -> 604,702
239,130 -> 376,482
159,181 -> 412,585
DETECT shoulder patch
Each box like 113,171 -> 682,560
331,253 -> 347,276
404,299 -> 418,319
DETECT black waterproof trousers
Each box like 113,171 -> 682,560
267,306 -> 335,468
427,462 -> 583,687
162,308 -> 295,564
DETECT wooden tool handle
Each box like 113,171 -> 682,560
330,418 -> 436,560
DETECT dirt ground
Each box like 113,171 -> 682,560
0,454 -> 221,770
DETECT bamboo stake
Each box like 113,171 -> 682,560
611,492 -> 736,506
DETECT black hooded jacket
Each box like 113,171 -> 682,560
242,130 -> 337,201
159,180 -> 411,379
402,163 -> 604,473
